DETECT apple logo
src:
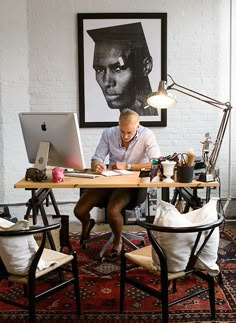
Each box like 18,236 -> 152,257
41,122 -> 47,131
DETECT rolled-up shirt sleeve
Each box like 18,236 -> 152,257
144,131 -> 161,161
91,129 -> 110,163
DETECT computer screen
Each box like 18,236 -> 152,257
19,112 -> 86,170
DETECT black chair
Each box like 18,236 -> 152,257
81,188 -> 147,260
0,223 -> 80,322
120,214 -> 224,323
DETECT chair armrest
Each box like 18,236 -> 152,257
0,223 -> 61,237
136,214 -> 224,233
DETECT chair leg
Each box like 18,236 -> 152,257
161,277 -> 169,323
217,271 -> 224,287
122,232 -> 145,245
83,232 -> 114,259
172,279 -> 177,293
99,233 -> 114,258
71,251 -> 81,315
119,251 -> 126,313
28,281 -> 36,323
161,297 -> 169,322
122,235 -> 140,249
208,274 -> 216,320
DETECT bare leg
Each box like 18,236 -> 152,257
74,188 -> 110,242
106,188 -> 131,251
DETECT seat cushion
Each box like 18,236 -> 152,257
0,219 -> 56,275
8,249 -> 73,283
125,245 -> 185,280
151,198 -> 220,276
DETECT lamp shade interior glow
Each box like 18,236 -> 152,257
147,92 -> 176,109
147,80 -> 177,109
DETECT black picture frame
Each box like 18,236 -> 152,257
78,13 -> 167,128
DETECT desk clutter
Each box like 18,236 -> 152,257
23,149 -> 208,184
25,166 -> 65,182
141,149 -> 198,183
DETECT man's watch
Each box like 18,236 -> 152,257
127,163 -> 132,170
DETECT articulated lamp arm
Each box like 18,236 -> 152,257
147,74 -> 232,177
208,103 -> 231,173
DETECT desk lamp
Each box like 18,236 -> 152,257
147,74 -> 232,182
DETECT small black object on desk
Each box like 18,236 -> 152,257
139,170 -> 150,178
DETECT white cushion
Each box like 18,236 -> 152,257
0,218 -> 56,275
152,198 -> 220,276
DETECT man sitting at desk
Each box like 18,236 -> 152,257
74,109 -> 161,262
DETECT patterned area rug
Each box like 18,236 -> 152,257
0,229 -> 235,322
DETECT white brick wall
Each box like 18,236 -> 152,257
230,1 -> 236,200
0,0 -> 30,207
0,0 -> 235,220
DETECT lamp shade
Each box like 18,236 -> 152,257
147,81 -> 176,109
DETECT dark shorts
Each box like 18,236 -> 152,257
80,188 -> 147,210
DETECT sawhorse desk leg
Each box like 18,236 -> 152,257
162,188 -> 170,202
171,187 -> 212,212
24,188 -> 68,251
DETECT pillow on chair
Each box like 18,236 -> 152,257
0,218 -> 56,275
152,198 -> 220,275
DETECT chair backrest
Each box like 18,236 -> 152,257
126,188 -> 147,210
0,223 -> 60,276
137,214 -> 224,274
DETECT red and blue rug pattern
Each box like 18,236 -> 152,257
0,229 -> 235,322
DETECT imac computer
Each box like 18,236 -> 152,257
19,112 -> 86,171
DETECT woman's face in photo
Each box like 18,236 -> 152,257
93,40 -> 136,110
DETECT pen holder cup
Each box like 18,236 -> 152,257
177,166 -> 194,183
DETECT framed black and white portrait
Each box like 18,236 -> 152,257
78,13 -> 167,128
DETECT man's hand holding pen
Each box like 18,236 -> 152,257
92,161 -> 107,174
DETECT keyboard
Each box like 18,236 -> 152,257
64,169 -> 101,179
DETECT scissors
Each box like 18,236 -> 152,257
177,153 -> 189,166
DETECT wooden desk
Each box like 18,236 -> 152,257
14,173 -> 218,211
15,172 -> 219,207
14,172 -> 218,189
14,173 -> 219,249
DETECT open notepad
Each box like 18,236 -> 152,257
101,170 -> 133,177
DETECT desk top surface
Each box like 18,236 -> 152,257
14,172 -> 219,189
